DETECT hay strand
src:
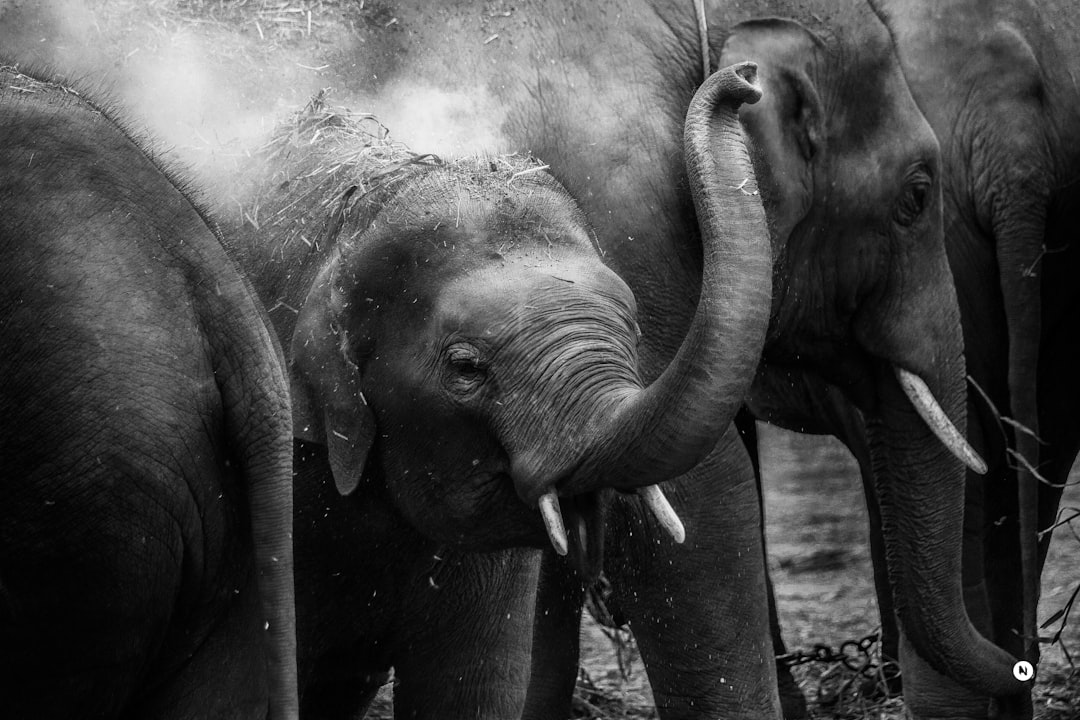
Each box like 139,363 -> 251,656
232,89 -> 548,255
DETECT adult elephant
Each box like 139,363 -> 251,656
314,1 -> 1028,717
225,64 -> 771,718
775,2 -> 1080,718
0,65 -> 298,719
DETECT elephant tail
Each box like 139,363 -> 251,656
202,266 -> 300,720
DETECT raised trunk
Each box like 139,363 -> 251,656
869,350 -> 1029,699
567,62 -> 771,493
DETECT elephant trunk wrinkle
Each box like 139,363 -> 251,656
870,366 -> 1030,699
575,63 -> 772,494
494,315 -> 642,505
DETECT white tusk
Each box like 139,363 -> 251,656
639,485 -> 686,544
538,491 -> 568,556
894,367 -> 988,475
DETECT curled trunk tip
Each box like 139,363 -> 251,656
705,61 -> 762,108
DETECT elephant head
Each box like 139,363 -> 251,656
864,0 -> 1080,708
288,65 -> 770,570
718,14 -> 1029,699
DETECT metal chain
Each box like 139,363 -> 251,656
776,632 -> 885,679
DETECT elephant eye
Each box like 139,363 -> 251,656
444,342 -> 488,394
894,167 -> 932,227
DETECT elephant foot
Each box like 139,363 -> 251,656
775,662 -> 809,720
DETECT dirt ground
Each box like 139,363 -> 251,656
2,2 -> 1078,717
363,423 -> 1080,719
564,425 -> 1080,720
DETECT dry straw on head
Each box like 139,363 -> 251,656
237,90 -> 548,253
248,89 -> 435,225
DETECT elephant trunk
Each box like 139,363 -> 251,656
996,210 -> 1046,666
563,62 -> 771,495
869,347 -> 1030,699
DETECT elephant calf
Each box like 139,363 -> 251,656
223,64 -> 768,719
0,65 -> 298,719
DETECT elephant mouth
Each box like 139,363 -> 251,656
761,340 -> 879,411
530,487 -> 608,581
533,480 -> 686,581
559,491 -> 607,581
805,348 -> 881,412
802,348 -> 910,413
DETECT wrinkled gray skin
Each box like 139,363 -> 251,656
0,66 -> 298,719
758,2 -> 1080,719
306,1 -> 1027,718
878,5 -> 1080,717
227,64 -> 770,719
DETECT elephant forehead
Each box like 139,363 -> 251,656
432,262 -> 638,337
821,86 -> 938,207
832,72 -> 932,153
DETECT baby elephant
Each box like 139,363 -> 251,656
226,64 -> 767,718
0,65 -> 298,719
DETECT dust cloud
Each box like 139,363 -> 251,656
0,0 -> 510,202
372,80 -> 509,159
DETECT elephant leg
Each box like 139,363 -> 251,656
982,470 -> 1035,720
861,462 -> 902,693
391,548 -> 541,720
765,569 -> 808,719
292,439 -> 398,720
604,427 -> 780,719
984,469 -> 1026,662
983,315 -> 1080,720
522,550 -> 585,720
741,411 -> 809,720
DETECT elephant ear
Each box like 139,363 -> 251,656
290,269 -> 376,497
719,18 -> 825,244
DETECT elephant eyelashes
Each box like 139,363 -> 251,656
894,167 -> 933,227
444,342 -> 488,394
